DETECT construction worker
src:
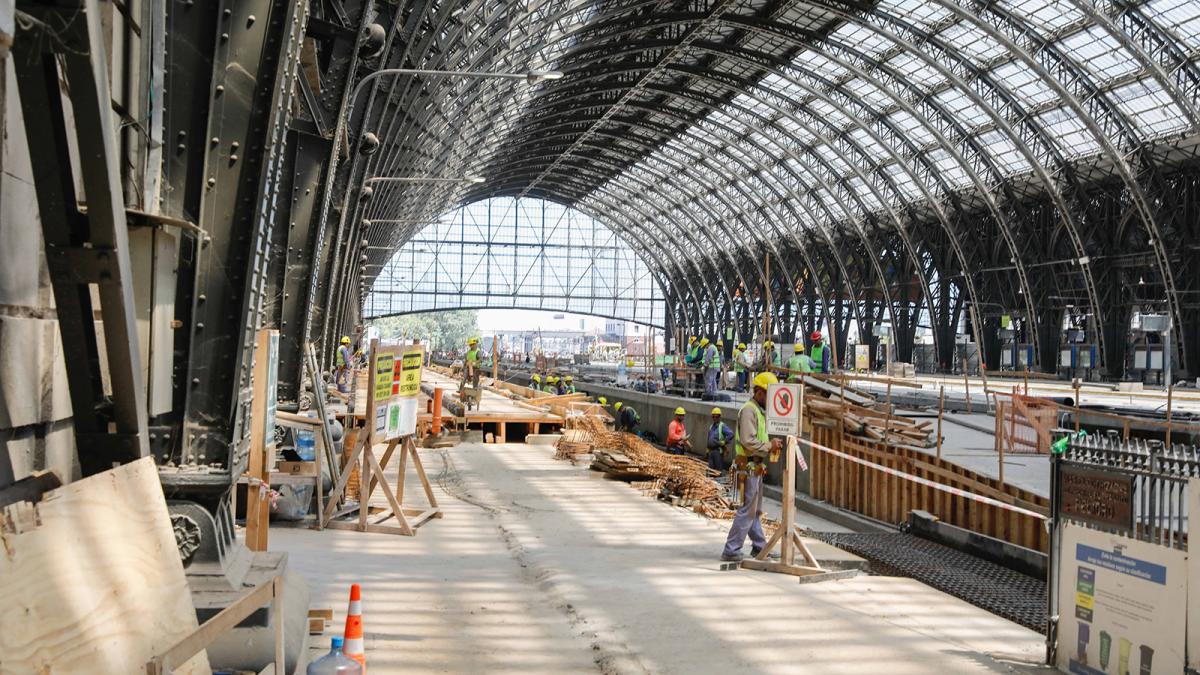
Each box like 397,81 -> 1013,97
464,338 -> 481,389
597,396 -> 607,408
721,372 -> 783,562
335,336 -> 354,393
684,336 -> 702,367
703,338 -> 721,395
707,408 -> 733,474
613,402 -> 640,434
666,407 -> 691,455
563,375 -> 576,394
545,375 -> 559,394
733,342 -> 751,392
809,331 -> 831,374
757,340 -> 781,374
786,343 -> 814,381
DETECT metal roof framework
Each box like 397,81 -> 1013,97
321,0 -> 1200,377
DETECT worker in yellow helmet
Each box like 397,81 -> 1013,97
685,336 -> 702,367
701,338 -> 721,395
464,338 -> 481,389
666,406 -> 690,455
563,375 -> 576,394
732,342 -> 751,392
335,336 -> 354,393
613,402 -> 640,434
707,407 -> 734,475
531,373 -> 542,389
722,372 -> 782,562
786,343 -> 814,381
757,340 -> 781,377
545,375 -> 558,394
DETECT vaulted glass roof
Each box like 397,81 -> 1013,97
342,0 -> 1200,373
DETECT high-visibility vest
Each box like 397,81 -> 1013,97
732,349 -> 745,373
706,345 -> 720,368
787,354 -> 812,375
686,344 -> 700,363
337,345 -> 351,367
735,400 -> 768,471
466,348 -> 479,364
810,343 -> 826,373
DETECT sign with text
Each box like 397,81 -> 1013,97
1060,465 -> 1134,530
854,344 -> 869,371
397,348 -> 424,397
1056,523 -> 1185,674
373,353 -> 395,402
766,383 -> 800,436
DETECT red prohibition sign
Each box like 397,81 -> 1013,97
772,387 -> 793,416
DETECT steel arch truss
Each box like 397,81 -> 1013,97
318,0 -> 1200,378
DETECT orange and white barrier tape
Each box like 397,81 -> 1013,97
794,436 -> 1048,521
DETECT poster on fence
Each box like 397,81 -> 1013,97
1056,523 -> 1185,674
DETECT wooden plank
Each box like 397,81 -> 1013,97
0,458 -> 209,674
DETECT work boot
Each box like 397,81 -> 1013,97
750,547 -> 780,560
720,552 -> 744,562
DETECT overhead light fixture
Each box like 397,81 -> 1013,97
466,175 -> 486,184
527,70 -> 564,83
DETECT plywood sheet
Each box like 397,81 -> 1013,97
0,457 -> 210,674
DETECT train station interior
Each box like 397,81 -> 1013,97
1,0 -> 1199,673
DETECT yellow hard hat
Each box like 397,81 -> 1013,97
716,339 -> 724,346
688,336 -> 697,342
711,407 -> 722,416
752,372 -> 779,390
763,340 -> 774,349
598,396 -> 607,405
794,344 -> 804,353
565,375 -> 573,382
614,402 -> 623,411
737,343 -> 746,350
700,338 -> 710,347
340,336 -> 351,344
674,407 -> 686,415
532,374 -> 541,382
468,337 -> 478,344
548,376 -> 558,383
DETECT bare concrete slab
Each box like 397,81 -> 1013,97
274,443 -> 1047,674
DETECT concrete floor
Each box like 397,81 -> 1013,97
274,442 -> 1047,674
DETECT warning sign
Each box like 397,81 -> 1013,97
766,383 -> 800,436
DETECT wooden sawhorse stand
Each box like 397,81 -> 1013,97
324,434 -> 442,535
739,387 -> 857,582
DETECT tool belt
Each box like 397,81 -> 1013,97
732,454 -> 768,477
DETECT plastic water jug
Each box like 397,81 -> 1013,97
296,427 -> 316,461
306,636 -> 362,674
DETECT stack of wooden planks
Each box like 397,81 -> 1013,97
554,428 -> 594,462
801,376 -> 935,448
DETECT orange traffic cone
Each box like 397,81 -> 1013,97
343,583 -> 366,672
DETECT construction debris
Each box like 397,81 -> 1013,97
801,376 -> 936,448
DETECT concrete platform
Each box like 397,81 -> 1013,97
274,442 -> 1046,674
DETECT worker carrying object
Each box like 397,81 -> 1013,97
464,338 -> 481,389
732,343 -> 750,393
809,331 -> 831,374
786,343 -> 814,380
702,339 -> 721,395
707,407 -> 733,474
721,372 -> 783,562
336,336 -> 354,393
666,407 -> 691,455
613,402 -> 640,434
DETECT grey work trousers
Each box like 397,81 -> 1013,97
704,367 -> 719,394
723,474 -> 766,555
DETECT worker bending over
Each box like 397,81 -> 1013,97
721,373 -> 783,562
335,336 -> 355,393
613,402 -> 640,435
707,408 -> 733,474
684,336 -> 703,367
809,331 -> 831,374
666,407 -> 691,455
786,344 -> 814,381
